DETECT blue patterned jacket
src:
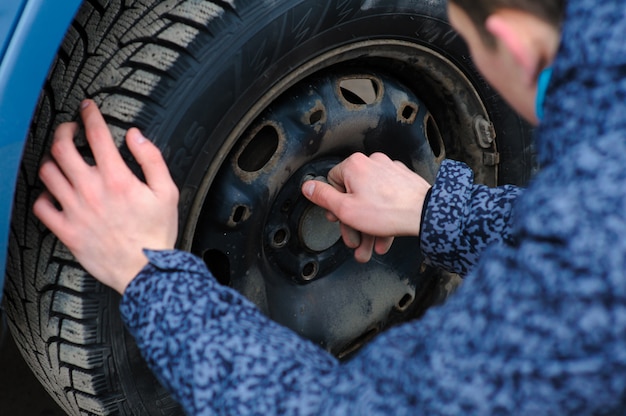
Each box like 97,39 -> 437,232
120,0 -> 626,414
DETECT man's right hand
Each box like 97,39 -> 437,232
301,152 -> 431,263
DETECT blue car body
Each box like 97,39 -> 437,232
0,0 -> 82,294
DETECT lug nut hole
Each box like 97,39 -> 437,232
396,293 -> 414,311
281,199 -> 292,213
271,228 -> 290,248
301,261 -> 318,281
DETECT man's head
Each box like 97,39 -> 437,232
449,0 -> 564,48
447,0 -> 564,124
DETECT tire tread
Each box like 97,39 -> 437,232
5,0 -> 235,414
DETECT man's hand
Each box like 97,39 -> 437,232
301,152 -> 431,263
33,100 -> 179,294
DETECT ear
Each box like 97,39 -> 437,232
485,12 -> 541,86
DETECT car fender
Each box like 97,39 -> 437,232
0,0 -> 82,294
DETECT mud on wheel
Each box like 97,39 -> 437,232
4,0 -> 533,414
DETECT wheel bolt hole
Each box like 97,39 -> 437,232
238,124 -> 280,172
400,103 -> 418,123
301,261 -> 318,281
231,205 -> 249,224
339,78 -> 380,106
281,199 -> 292,213
396,293 -> 414,311
309,109 -> 324,125
271,228 -> 290,248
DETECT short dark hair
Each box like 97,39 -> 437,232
449,0 -> 565,47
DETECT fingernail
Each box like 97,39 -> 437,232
80,100 -> 90,110
134,130 -> 147,144
302,181 -> 315,197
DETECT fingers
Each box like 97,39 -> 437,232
340,223 -> 361,248
354,234 -> 375,263
37,156 -> 82,219
302,179 -> 345,213
47,101 -> 176,201
48,122 -> 90,186
33,191 -> 71,240
80,100 -> 125,170
374,236 -> 394,255
325,211 -> 339,222
343,224 -> 393,262
125,128 -> 178,200
326,154 -> 366,193
51,101 -> 130,188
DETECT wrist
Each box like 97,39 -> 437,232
109,252 -> 149,295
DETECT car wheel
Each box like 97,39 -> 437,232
4,0 -> 533,414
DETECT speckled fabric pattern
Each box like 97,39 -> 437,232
119,0 -> 626,413
420,159 -> 522,275
121,250 -> 339,415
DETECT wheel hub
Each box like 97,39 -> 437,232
300,204 -> 340,253
265,159 -> 346,283
192,70 -> 445,356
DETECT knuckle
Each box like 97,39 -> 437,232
102,171 -> 128,192
32,196 -> 46,217
348,152 -> 366,165
38,161 -> 52,179
49,137 -> 66,159
371,152 -> 391,164
78,184 -> 101,205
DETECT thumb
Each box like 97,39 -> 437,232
126,128 -> 177,197
302,179 -> 345,213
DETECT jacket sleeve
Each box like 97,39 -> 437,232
119,231 -> 625,416
119,249 -> 340,415
420,159 -> 523,275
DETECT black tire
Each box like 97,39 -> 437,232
4,0 -> 533,414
